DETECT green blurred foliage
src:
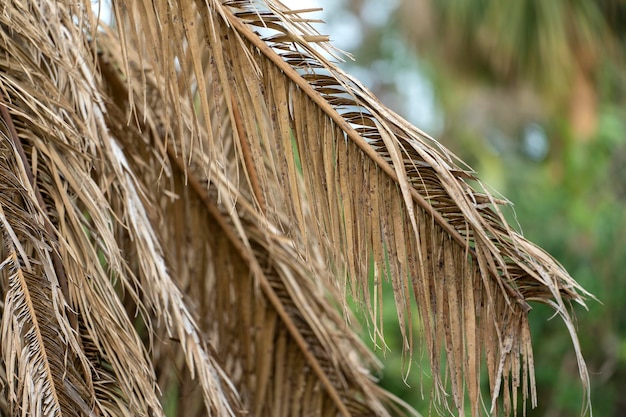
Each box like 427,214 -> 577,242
504,108 -> 626,417
323,0 -> 626,415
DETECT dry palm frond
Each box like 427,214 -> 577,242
97,28 -> 407,416
0,0 -> 591,416
0,130 -> 92,416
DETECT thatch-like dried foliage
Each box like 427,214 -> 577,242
0,0 -> 591,416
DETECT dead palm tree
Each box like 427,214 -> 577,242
0,0 -> 591,416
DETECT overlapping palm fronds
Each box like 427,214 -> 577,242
0,0 -> 591,416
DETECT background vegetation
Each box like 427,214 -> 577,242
312,1 -> 626,415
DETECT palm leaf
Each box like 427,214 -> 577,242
0,135 -> 91,416
0,0 -> 591,416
